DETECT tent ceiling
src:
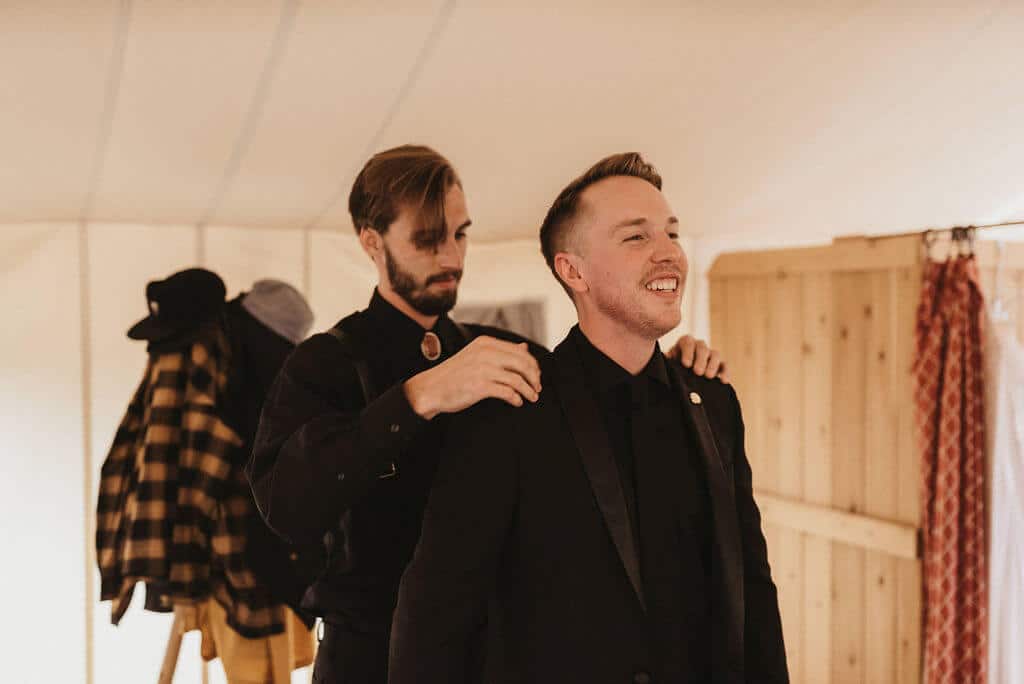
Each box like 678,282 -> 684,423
1,0 -> 1022,242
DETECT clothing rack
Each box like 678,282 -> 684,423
913,223 -> 1020,324
158,614 -> 184,684
159,613 -> 209,684
870,218 -> 1024,242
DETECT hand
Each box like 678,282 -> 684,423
667,335 -> 730,384
404,336 -> 542,419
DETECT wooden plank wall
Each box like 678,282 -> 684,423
709,238 -> 926,684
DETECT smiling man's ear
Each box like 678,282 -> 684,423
554,251 -> 589,295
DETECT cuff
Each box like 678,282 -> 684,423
361,382 -> 428,455
335,383 -> 427,484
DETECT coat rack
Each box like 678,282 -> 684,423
158,613 -> 208,684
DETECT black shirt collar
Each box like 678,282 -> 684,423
570,325 -> 669,397
363,288 -> 462,360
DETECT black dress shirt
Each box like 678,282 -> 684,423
573,327 -> 714,682
573,327 -> 669,535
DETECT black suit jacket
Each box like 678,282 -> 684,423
389,334 -> 788,684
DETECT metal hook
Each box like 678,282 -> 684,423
948,226 -> 974,258
948,227 -> 962,260
921,229 -> 937,261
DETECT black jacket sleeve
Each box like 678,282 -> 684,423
388,399 -> 519,684
247,333 -> 428,545
727,385 -> 789,683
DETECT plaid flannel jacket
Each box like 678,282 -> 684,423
96,330 -> 290,637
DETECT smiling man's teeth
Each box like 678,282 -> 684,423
645,278 -> 678,292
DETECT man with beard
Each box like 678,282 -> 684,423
388,153 -> 787,684
249,146 -> 729,684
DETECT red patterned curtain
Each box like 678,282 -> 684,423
914,252 -> 988,683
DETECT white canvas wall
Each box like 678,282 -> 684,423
0,224 -> 87,684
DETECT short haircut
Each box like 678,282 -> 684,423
538,152 -> 663,295
348,145 -> 461,249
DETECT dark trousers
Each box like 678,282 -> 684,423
312,623 -> 389,684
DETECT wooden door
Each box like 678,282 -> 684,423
709,237 -> 924,683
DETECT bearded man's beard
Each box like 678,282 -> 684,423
385,244 -> 461,316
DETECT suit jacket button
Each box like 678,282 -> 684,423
633,672 -> 651,684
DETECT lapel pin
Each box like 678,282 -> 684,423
689,391 -> 702,405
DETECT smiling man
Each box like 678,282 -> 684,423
388,153 -> 788,684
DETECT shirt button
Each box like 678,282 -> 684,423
337,472 -> 345,481
633,672 -> 651,684
390,423 -> 401,433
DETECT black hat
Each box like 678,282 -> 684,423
127,268 -> 227,342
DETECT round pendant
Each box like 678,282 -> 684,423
421,331 -> 442,361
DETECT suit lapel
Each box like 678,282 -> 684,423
552,338 -> 647,612
668,363 -> 746,666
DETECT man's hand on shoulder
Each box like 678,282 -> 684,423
666,334 -> 730,384
403,336 -> 542,420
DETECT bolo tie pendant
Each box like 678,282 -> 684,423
421,331 -> 442,361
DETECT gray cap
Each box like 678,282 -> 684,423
240,279 -> 314,344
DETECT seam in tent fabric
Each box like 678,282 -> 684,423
196,0 -> 301,229
303,0 -> 460,232
80,0 -> 133,223
78,4 -> 133,682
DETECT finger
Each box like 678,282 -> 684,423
717,363 -> 731,385
528,350 -> 544,392
665,342 -> 680,360
480,338 -> 538,364
702,350 -> 721,378
488,381 -> 524,407
692,343 -> 711,376
477,336 -> 526,354
494,369 -> 540,403
469,335 -> 527,358
472,334 -> 504,348
676,335 -> 697,367
464,337 -> 541,390
492,346 -> 542,392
